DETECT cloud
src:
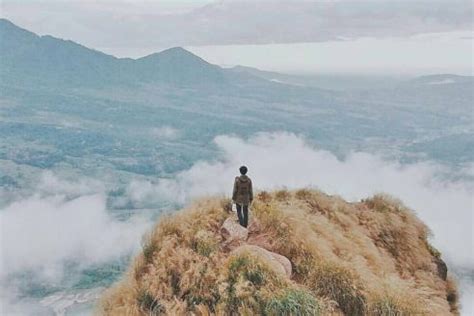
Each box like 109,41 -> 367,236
1,0 -> 471,58
0,171 -> 154,314
38,171 -> 105,198
0,192 -> 151,282
129,132 -> 473,267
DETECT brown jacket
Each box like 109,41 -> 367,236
232,175 -> 253,205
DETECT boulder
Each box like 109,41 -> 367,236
220,217 -> 248,250
231,245 -> 292,278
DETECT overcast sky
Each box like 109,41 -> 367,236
1,0 -> 472,74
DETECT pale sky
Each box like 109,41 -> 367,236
188,31 -> 473,76
1,0 -> 472,75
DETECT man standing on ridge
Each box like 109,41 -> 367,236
232,166 -> 253,228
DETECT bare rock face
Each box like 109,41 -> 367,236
221,217 -> 292,277
232,245 -> 292,279
220,217 -> 248,250
269,250 -> 293,278
434,256 -> 448,281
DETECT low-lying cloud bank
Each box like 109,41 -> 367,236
0,194 -> 149,280
0,174 -> 153,314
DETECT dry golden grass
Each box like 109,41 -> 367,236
98,189 -> 458,315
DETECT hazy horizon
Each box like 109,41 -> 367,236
1,17 -> 472,77
1,0 -> 472,76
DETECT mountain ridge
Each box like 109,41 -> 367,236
1,18 -> 469,92
0,19 -> 233,88
99,189 -> 459,315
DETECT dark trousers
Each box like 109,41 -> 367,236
236,204 -> 249,228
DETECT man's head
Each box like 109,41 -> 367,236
239,165 -> 248,175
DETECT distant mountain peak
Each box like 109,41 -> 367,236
138,47 -> 209,64
159,46 -> 191,55
0,20 -> 229,87
132,46 -> 227,85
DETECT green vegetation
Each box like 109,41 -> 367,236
265,289 -> 320,316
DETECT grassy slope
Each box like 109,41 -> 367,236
99,189 -> 458,315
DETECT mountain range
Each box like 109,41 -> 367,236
1,18 -> 472,95
0,18 -> 248,88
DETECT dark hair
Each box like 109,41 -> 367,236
239,166 -> 248,175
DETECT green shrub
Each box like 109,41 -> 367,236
265,289 -> 320,316
223,254 -> 284,313
227,255 -> 273,287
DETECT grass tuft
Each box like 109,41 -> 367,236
137,291 -> 165,315
369,295 -> 422,316
294,188 -> 314,201
191,230 -> 219,257
142,239 -> 158,264
363,194 -> 405,213
308,263 -> 366,316
265,288 -> 320,316
275,189 -> 291,201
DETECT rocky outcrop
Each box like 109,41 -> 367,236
220,217 -> 292,278
434,256 -> 448,280
220,217 -> 249,250
232,244 -> 292,278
